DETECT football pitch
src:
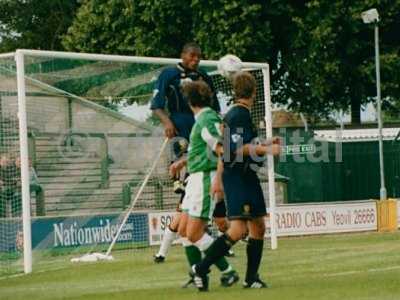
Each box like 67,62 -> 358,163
0,231 -> 399,300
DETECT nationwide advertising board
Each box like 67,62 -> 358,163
41,213 -> 148,249
0,213 -> 148,251
0,200 -> 397,252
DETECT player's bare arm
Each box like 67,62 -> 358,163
237,143 -> 281,157
262,136 -> 281,146
153,109 -> 177,138
211,158 -> 224,201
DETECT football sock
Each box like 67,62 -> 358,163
195,233 -> 232,273
196,234 -> 236,275
156,226 -> 177,257
182,238 -> 202,266
245,238 -> 264,282
194,233 -> 214,252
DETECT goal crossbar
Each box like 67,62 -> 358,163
15,49 -> 269,69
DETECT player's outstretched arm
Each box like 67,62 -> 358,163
153,109 -> 177,138
262,136 -> 281,146
238,143 -> 281,157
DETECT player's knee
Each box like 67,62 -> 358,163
177,223 -> 186,237
214,218 -> 228,232
178,228 -> 186,238
227,231 -> 245,242
186,232 -> 201,244
256,227 -> 266,239
241,230 -> 249,240
169,214 -> 181,231
227,225 -> 247,241
249,221 -> 265,239
187,235 -> 196,244
258,221 -> 266,233
169,222 -> 179,232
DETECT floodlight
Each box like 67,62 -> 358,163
361,8 -> 379,24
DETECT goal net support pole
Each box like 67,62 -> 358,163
105,138 -> 169,258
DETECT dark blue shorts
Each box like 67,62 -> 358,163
212,200 -> 227,218
222,168 -> 266,220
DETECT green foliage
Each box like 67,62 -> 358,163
190,0 -> 274,61
277,0 -> 400,123
62,0 -> 400,123
62,0 -> 192,57
2,0 -> 399,123
0,0 -> 80,52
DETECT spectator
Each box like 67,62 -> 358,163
15,157 -> 45,216
0,153 -> 21,217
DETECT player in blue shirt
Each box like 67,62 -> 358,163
191,71 -> 281,291
151,44 -> 233,285
151,43 -> 220,263
150,43 -> 219,142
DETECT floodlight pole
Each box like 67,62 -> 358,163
361,9 -> 387,201
374,22 -> 387,201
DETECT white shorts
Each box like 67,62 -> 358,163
181,171 -> 216,220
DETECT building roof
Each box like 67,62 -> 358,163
314,128 -> 400,142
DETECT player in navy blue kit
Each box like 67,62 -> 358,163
151,43 -> 219,141
151,43 -> 220,264
191,71 -> 281,291
151,44 -> 234,285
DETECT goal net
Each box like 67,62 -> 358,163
0,54 -> 24,275
0,50 -> 276,275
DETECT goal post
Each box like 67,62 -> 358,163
16,50 -> 33,274
0,53 -> 25,276
1,49 -> 277,275
262,68 -> 278,250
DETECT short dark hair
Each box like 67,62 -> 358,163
182,42 -> 201,54
232,71 -> 256,99
182,80 -> 212,108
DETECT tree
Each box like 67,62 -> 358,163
62,0 -> 400,124
277,0 -> 400,124
0,0 -> 80,52
190,0 -> 275,61
62,0 -> 192,57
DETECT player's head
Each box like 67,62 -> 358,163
232,71 -> 256,101
182,80 -> 212,109
181,42 -> 201,71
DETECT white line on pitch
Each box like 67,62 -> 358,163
324,265 -> 400,277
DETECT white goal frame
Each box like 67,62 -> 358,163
11,49 -> 277,274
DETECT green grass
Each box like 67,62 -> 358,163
1,231 -> 400,300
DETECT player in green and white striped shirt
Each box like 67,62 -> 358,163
170,80 -> 239,289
